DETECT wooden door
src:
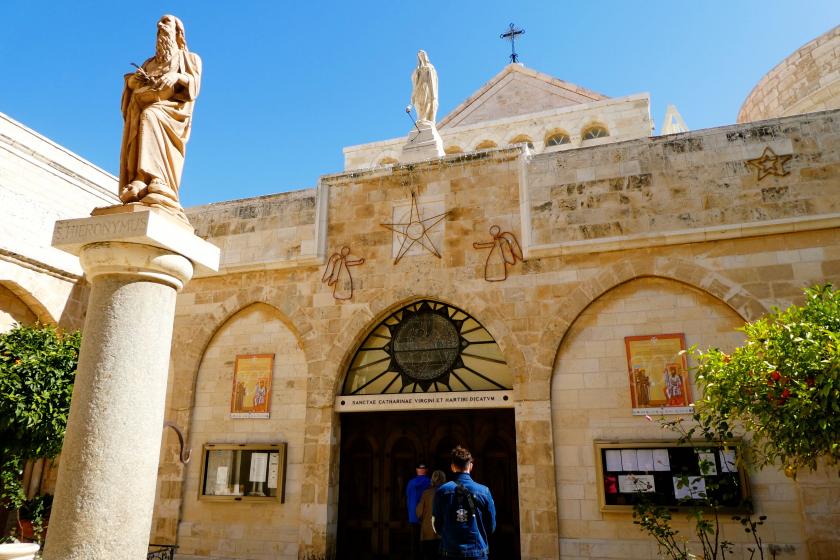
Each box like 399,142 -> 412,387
337,408 -> 520,560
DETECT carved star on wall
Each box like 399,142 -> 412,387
745,147 -> 792,181
381,193 -> 449,264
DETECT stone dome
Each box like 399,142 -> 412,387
738,24 -> 840,123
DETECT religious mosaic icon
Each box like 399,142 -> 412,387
473,225 -> 524,282
381,193 -> 448,264
230,354 -> 274,419
322,246 -> 365,301
745,146 -> 792,181
342,300 -> 513,394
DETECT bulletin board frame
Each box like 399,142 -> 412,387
594,440 -> 750,513
198,442 -> 287,503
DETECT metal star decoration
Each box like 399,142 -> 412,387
381,193 -> 449,264
745,147 -> 792,181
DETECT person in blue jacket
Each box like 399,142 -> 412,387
432,446 -> 496,559
406,460 -> 431,559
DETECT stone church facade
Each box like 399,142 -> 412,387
2,24 -> 840,560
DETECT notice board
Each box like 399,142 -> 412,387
594,441 -> 750,512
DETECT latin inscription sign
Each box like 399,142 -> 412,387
53,213 -> 150,246
335,390 -> 513,412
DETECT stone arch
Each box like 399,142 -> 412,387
326,294 -> 526,399
548,276 -> 751,553
544,128 -> 571,148
533,257 -> 768,394
474,139 -> 498,151
581,121 -> 610,141
152,286 -> 316,544
507,134 -> 534,149
0,280 -> 56,325
169,291 -> 312,417
370,150 -> 401,168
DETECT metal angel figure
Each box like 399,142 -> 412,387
322,246 -> 365,300
473,225 -> 524,282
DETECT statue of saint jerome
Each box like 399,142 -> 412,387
119,14 -> 201,222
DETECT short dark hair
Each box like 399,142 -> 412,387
450,446 -> 472,469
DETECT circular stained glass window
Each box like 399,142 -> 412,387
342,300 -> 513,394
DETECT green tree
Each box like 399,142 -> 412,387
693,284 -> 840,477
0,323 -> 80,510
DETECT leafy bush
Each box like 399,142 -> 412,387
0,323 -> 80,510
692,284 -> 840,476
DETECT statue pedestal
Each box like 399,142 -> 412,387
44,208 -> 219,560
401,120 -> 444,164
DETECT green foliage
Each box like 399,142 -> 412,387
0,323 -> 80,509
693,284 -> 840,476
19,493 -> 53,543
633,417 -> 763,560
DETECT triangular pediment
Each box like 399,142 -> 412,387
438,64 -> 608,129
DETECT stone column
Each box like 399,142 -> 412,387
45,208 -> 219,560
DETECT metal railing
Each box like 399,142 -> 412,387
147,544 -> 178,560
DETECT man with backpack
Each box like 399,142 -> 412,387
432,446 -> 496,559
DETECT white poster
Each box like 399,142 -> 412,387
636,449 -> 654,471
698,452 -> 717,475
267,453 -> 280,489
249,452 -> 268,482
673,476 -> 706,500
605,450 -> 623,472
653,449 -> 671,471
214,466 -> 229,495
719,449 -> 737,473
621,449 -> 639,471
618,474 -> 655,493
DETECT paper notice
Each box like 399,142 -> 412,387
621,449 -> 639,471
249,453 -> 268,482
698,452 -> 718,475
605,450 -> 623,471
618,474 -> 655,493
267,453 -> 279,489
673,476 -> 706,500
653,449 -> 671,471
636,449 -> 654,471
214,466 -> 229,495
719,449 -> 737,473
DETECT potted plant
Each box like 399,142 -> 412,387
16,494 -> 52,544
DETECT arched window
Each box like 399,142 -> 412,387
474,140 -> 497,151
545,131 -> 571,147
581,125 -> 609,141
444,145 -> 464,155
509,134 -> 535,150
342,300 -> 513,394
378,157 -> 399,166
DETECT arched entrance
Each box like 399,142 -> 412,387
335,300 -> 520,560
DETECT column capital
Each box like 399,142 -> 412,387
79,242 -> 193,290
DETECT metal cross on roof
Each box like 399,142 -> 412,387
500,23 -> 525,64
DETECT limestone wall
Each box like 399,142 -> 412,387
187,189 -> 324,276
157,110 -> 840,560
552,278 -> 805,559
738,24 -> 840,123
0,113 -> 118,277
169,303 -> 308,559
524,111 -> 840,270
0,113 -> 115,329
343,94 -> 652,170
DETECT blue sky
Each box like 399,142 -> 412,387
1,1 -> 838,207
